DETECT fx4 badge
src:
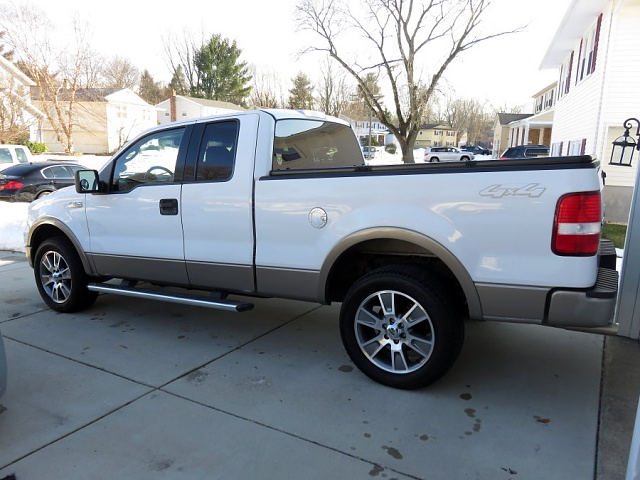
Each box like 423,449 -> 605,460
479,183 -> 546,199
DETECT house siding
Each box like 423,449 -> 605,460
551,0 -> 640,189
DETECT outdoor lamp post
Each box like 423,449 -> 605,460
610,117 -> 640,166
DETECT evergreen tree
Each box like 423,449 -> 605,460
168,65 -> 187,96
193,34 -> 252,104
288,72 -> 314,110
138,70 -> 164,105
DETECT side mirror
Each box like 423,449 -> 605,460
75,169 -> 100,193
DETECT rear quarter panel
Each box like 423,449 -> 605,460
254,164 -> 601,293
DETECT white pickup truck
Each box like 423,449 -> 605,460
25,109 -> 618,389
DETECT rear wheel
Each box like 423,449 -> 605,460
34,237 -> 98,312
339,266 -> 464,389
460,156 -> 470,161
429,157 -> 440,163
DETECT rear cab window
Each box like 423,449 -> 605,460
272,119 -> 363,171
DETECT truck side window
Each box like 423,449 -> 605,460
15,148 -> 29,163
195,120 -> 239,182
273,119 -> 364,170
111,127 -> 185,192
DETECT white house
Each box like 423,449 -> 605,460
540,0 -> 640,222
32,87 -> 157,154
0,55 -> 44,143
156,94 -> 244,124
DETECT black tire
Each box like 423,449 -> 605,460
35,190 -> 52,199
339,266 -> 464,389
34,237 -> 99,313
460,156 -> 470,162
429,157 -> 439,163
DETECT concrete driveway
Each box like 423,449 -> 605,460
0,251 -> 613,479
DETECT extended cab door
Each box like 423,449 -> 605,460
84,125 -> 190,284
180,114 -> 259,293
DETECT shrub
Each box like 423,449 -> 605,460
23,141 -> 48,154
385,143 -> 397,154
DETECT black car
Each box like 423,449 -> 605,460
461,145 -> 490,155
0,162 -> 85,202
500,145 -> 549,159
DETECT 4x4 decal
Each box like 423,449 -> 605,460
479,183 -> 546,199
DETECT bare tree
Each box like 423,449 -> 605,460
296,0 -> 521,163
442,96 -> 492,145
162,29 -> 205,96
0,78 -> 31,143
0,3 -> 102,153
317,56 -> 352,117
101,56 -> 140,90
249,66 -> 286,108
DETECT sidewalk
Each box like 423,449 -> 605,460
0,250 -> 638,479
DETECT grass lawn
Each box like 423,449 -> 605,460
602,223 -> 627,249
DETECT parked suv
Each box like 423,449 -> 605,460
423,146 -> 473,162
500,145 -> 549,159
361,145 -> 377,159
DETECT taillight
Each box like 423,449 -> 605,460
0,181 -> 23,190
552,191 -> 601,256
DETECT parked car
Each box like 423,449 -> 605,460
0,162 -> 85,202
0,144 -> 34,172
424,146 -> 474,162
0,327 -> 6,398
500,145 -> 550,159
461,145 -> 490,155
362,145 -> 377,159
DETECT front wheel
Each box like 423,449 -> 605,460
34,237 -> 99,313
339,266 -> 464,389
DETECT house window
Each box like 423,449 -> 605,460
434,130 -> 442,136
558,53 -> 574,99
568,139 -> 586,156
115,105 -> 127,118
551,142 -> 562,156
577,15 -> 603,83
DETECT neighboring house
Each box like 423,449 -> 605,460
493,113 -> 533,157
540,0 -> 640,222
497,83 -> 557,156
32,87 -> 157,154
338,113 -> 392,146
156,94 -> 245,124
0,56 -> 44,143
415,124 -> 458,148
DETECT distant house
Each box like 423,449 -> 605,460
0,56 -> 44,143
32,87 -> 156,154
492,113 -> 533,157
540,0 -> 640,222
494,83 -> 557,158
156,94 -> 245,124
415,124 -> 458,148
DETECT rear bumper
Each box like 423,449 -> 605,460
546,267 -> 619,328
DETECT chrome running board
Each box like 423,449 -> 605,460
87,283 -> 254,312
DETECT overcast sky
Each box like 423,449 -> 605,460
21,0 -> 572,110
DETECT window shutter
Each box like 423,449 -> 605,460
559,141 -> 564,156
592,13 -> 603,72
566,51 -> 574,94
576,39 -> 583,85
581,138 -> 587,155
